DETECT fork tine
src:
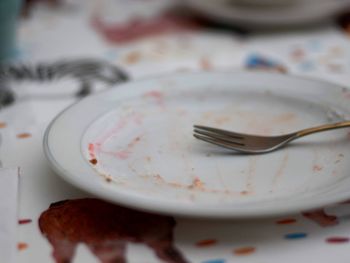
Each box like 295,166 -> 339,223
194,125 -> 244,139
193,134 -> 247,152
194,129 -> 245,146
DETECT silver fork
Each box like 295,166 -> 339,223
193,121 -> 350,154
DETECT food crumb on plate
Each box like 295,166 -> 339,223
89,158 -> 98,165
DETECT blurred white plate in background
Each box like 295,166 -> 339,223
184,0 -> 350,29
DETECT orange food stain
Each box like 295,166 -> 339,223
0,122 -> 7,128
143,91 -> 164,106
153,174 -> 166,184
273,113 -> 296,123
234,246 -> 256,256
290,48 -> 305,61
144,90 -> 163,100
128,136 -> 141,148
199,57 -> 213,70
313,165 -> 323,172
328,63 -> 343,73
124,51 -> 142,65
329,46 -> 344,56
188,177 -> 205,190
17,133 -> 32,139
115,150 -> 129,160
168,182 -> 183,188
195,239 -> 218,247
214,116 -> 231,125
17,242 -> 28,251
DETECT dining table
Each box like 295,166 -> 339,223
2,0 -> 350,262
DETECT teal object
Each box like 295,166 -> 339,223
0,0 -> 22,62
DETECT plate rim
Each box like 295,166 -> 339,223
43,70 -> 350,218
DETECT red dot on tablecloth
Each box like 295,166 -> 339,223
276,218 -> 297,225
18,219 -> 32,225
326,237 -> 350,244
195,239 -> 218,247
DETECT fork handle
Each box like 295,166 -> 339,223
296,121 -> 350,138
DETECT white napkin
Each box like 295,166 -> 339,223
0,168 -> 19,263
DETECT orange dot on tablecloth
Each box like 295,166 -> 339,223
0,122 -> 6,128
17,133 -> 32,139
233,246 -> 256,256
17,242 -> 28,251
124,51 -> 142,65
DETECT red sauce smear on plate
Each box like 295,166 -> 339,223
39,198 -> 188,263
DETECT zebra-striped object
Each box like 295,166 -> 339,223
0,59 -> 129,107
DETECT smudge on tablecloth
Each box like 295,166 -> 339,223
39,198 -> 188,263
303,209 -> 339,227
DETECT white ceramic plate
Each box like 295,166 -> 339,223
185,0 -> 350,29
44,71 -> 350,218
